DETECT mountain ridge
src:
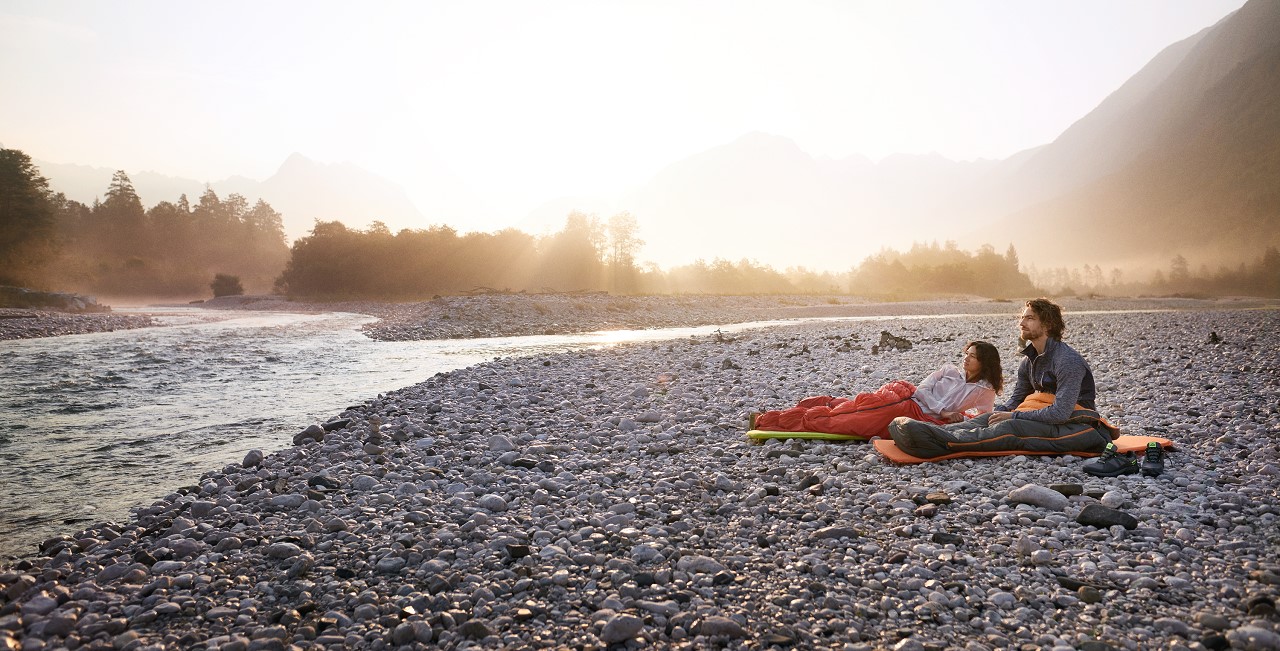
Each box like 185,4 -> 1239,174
995,0 -> 1280,268
26,0 -> 1276,274
34,154 -> 428,241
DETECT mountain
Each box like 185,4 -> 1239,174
996,0 -> 1280,268
614,132 -> 1010,272
517,195 -> 619,236
255,154 -> 426,240
613,0 -> 1277,273
35,154 -> 429,242
33,161 -> 206,207
26,1 -> 1276,274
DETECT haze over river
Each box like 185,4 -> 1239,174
0,308 -> 788,560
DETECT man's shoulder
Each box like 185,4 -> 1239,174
1049,339 -> 1089,365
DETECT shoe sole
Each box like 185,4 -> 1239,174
1140,467 -> 1164,477
1083,466 -> 1139,478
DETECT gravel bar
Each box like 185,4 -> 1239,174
0,310 -> 155,341
2,303 -> 1278,650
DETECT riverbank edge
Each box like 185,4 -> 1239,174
6,293 -> 1274,342
0,309 -> 156,341
2,306 -> 1278,650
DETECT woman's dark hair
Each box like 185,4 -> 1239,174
966,340 -> 1004,394
1026,297 -> 1066,340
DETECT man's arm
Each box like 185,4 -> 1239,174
1011,350 -> 1087,424
996,359 -> 1032,412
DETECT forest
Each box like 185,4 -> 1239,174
1,149 -> 287,295
3,148 -> 1277,301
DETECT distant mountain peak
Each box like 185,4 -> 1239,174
732,131 -> 798,147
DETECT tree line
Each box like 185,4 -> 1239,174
1029,250 -> 1280,298
1,148 -> 288,295
275,223 -> 1037,299
846,241 -> 1036,299
274,212 -> 648,298
6,147 -> 1277,300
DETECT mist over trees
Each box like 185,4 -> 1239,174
274,217 -> 1040,299
1030,249 -> 1280,298
5,148 -> 1278,302
0,149 -> 58,287
0,148 -> 289,296
277,213 -> 640,299
56,178 -> 289,295
848,242 -> 1035,299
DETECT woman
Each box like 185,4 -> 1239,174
751,340 -> 1003,439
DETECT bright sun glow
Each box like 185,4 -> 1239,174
0,0 -> 1247,269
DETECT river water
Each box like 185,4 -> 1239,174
1,308 -> 808,561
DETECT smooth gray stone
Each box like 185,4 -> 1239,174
699,616 -> 748,638
1077,504 -> 1138,530
265,542 -> 302,559
676,555 -> 725,573
600,614 -> 644,644
1008,484 -> 1068,511
242,449 -> 264,467
293,424 -> 325,445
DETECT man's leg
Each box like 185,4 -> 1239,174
889,415 -> 1111,457
886,417 -> 978,458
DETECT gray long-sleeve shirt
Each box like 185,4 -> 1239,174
997,338 -> 1097,424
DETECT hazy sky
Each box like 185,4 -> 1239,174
1,0 -> 1247,229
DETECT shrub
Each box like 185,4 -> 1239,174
210,273 -> 244,297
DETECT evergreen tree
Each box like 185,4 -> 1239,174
96,170 -> 148,257
0,149 -> 58,286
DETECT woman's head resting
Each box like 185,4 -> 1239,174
964,340 -> 1003,393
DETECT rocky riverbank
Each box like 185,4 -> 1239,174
197,293 -> 1277,342
2,307 -> 1277,650
0,309 -> 155,341
5,292 -> 1275,342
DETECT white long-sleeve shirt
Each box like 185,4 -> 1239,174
910,364 -> 996,418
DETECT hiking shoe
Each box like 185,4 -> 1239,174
1140,442 -> 1166,477
1083,442 -> 1139,477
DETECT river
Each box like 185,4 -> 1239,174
0,308 -> 794,561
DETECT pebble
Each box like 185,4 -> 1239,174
1076,504 -> 1139,530
600,614 -> 644,644
699,616 -> 748,638
1099,490 -> 1127,508
2,302 -> 1277,651
1227,626 -> 1280,650
241,449 -> 263,467
1009,483 -> 1069,510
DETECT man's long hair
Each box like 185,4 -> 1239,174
966,340 -> 1004,394
1026,297 -> 1065,340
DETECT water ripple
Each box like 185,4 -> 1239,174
0,307 -> 795,560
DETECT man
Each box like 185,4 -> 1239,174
887,298 -> 1118,459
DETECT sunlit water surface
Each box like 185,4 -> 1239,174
0,308 -> 800,560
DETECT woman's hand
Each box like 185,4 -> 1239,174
941,411 -> 962,423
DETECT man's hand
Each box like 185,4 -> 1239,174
987,411 -> 1014,425
940,411 -> 962,423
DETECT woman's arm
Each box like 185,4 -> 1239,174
915,365 -> 948,395
963,387 -> 996,417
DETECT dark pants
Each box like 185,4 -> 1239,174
887,412 -> 1112,459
